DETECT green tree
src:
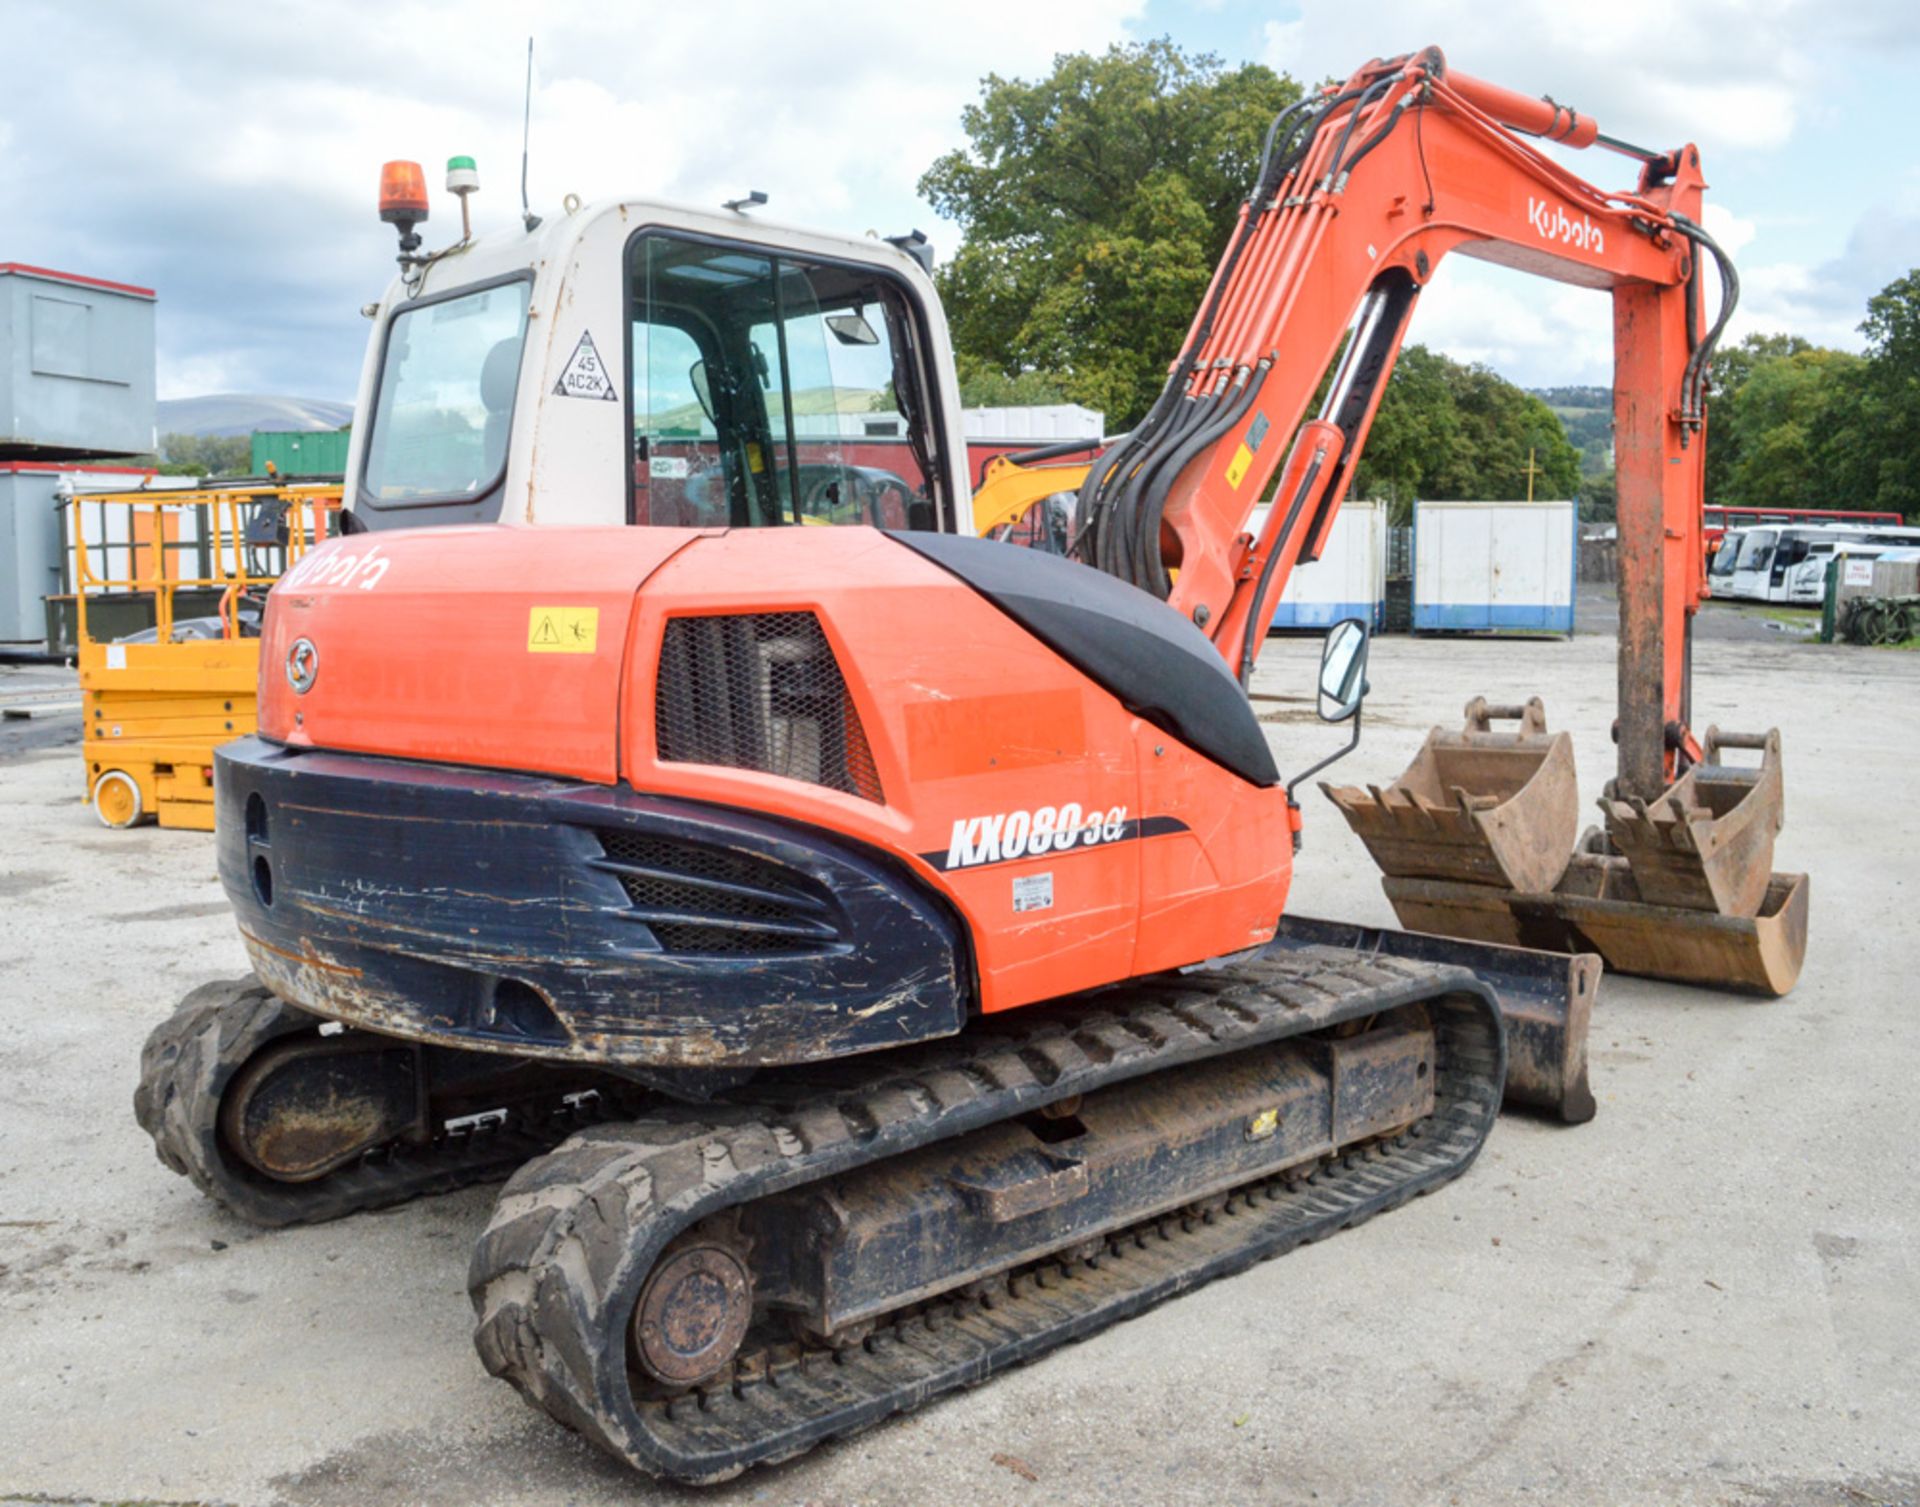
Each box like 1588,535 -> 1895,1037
921,40 -> 1301,427
1845,270 -> 1920,519
1442,365 -> 1582,500
1579,469 -> 1617,523
1716,347 -> 1865,509
1342,344 -> 1580,519
1347,345 -> 1461,515
952,355 -> 1072,408
1704,332 -> 1813,503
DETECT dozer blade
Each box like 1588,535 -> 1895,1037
1601,728 -> 1784,916
1271,913 -> 1597,1123
1322,696 -> 1580,894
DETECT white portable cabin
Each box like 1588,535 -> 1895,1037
1249,498 -> 1387,630
1411,499 -> 1576,634
0,464 -> 194,644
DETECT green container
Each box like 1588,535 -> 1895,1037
250,429 -> 350,478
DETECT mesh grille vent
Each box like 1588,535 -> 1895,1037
595,829 -> 826,957
655,612 -> 882,802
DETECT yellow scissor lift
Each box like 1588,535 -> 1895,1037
70,482 -> 339,830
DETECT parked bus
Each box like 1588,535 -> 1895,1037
1713,522 -> 1920,603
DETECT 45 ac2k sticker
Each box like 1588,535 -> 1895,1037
921,804 -> 1189,872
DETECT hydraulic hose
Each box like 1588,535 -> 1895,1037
1134,363 -> 1269,599
1669,212 -> 1740,430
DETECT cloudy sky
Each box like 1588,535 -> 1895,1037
2,0 -> 1914,409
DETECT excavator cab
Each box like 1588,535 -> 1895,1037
341,189 -> 973,538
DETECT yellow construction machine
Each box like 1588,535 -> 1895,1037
70,481 -> 338,829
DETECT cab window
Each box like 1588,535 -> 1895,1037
627,233 -> 942,530
363,279 -> 529,504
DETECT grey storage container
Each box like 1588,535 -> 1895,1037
1,264 -> 157,460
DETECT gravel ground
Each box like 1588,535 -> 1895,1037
1,610 -> 1915,1507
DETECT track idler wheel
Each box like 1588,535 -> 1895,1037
219,1034 -> 425,1182
136,977 -> 625,1226
631,1228 -> 755,1390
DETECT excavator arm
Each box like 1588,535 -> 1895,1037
1052,48 -> 1802,996
1071,47 -> 1732,794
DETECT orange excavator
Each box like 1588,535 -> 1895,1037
134,49 -> 1794,1482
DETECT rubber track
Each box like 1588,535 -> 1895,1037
468,948 -> 1505,1482
134,978 -> 613,1228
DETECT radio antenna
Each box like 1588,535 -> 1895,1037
520,37 -> 541,232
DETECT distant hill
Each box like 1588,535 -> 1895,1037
651,386 -> 885,433
1531,384 -> 1611,475
158,394 -> 353,439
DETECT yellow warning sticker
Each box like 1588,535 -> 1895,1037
746,442 -> 765,474
1224,443 -> 1254,490
1246,1107 -> 1280,1142
527,606 -> 600,654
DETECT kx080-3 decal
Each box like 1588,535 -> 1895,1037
923,805 -> 1189,872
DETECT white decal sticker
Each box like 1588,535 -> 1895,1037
281,542 -> 390,593
942,805 -> 1129,870
1012,872 -> 1054,913
650,455 -> 691,480
553,330 -> 619,402
105,645 -> 127,670
1526,195 -> 1605,255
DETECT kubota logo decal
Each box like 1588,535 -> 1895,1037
281,541 -> 391,592
1526,196 -> 1604,255
922,805 -> 1190,872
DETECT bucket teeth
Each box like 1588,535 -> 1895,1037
1603,727 -> 1784,916
1323,694 -> 1579,895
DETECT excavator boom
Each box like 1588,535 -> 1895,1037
1052,47 -> 1800,994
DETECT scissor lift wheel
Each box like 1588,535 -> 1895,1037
93,769 -> 147,829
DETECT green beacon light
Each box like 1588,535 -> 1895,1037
447,155 -> 480,240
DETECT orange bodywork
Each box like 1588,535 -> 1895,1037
259,525 -> 1292,1014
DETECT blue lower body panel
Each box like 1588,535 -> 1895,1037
1265,599 -> 1383,631
1412,602 -> 1574,633
215,737 -> 969,1068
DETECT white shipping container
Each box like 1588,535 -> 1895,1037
1412,499 -> 1576,634
1249,498 -> 1387,629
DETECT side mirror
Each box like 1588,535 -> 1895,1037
689,360 -> 716,425
1317,617 -> 1370,722
826,310 -> 880,346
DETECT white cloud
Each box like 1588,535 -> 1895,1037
0,0 -> 1147,400
1731,205 -> 1920,350
1403,261 -> 1614,387
1260,1 -> 1830,154
1255,3 -> 1919,384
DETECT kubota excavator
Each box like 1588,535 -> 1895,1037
134,48 -> 1795,1482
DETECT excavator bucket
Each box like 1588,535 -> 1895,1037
1599,728 -> 1783,916
1322,697 -> 1579,894
1343,723 -> 1808,999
